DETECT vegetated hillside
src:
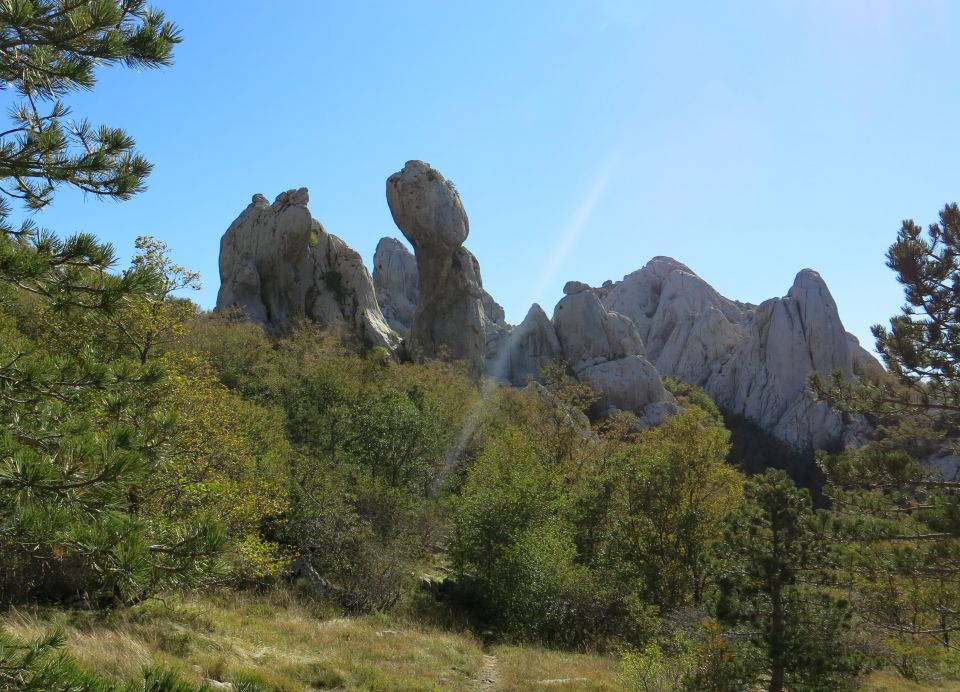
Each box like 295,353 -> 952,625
3,280 -> 958,691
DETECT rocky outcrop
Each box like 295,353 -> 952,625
386,161 -> 487,376
214,171 -> 875,452
215,189 -> 395,348
601,258 -> 881,450
707,270 -> 856,449
553,286 -> 647,371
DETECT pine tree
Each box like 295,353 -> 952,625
0,1 -> 223,609
813,203 -> 960,443
717,470 -> 860,692
812,205 -> 960,665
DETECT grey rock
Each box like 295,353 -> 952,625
563,280 -> 592,295
215,189 -> 395,348
551,287 -> 677,425
488,303 -> 562,386
707,270 -> 854,449
578,356 -> 676,426
553,290 -> 646,372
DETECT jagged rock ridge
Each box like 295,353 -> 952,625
602,257 -> 878,449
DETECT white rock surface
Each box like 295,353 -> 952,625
551,287 -> 677,424
553,290 -> 646,372
215,189 -> 395,348
706,269 -> 855,449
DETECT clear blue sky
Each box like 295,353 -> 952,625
24,1 -> 960,353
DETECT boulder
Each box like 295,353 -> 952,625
215,189 -> 395,348
578,356 -> 676,427
386,161 -> 485,376
553,289 -> 646,372
563,280 -> 592,295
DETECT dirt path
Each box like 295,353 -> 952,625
475,653 -> 499,689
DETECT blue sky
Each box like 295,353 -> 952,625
22,1 -> 960,352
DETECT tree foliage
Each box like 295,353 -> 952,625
0,0 -> 180,220
717,470 -> 861,692
813,203 -> 960,676
814,203 -> 960,443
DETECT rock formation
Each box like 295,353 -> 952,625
602,258 -> 880,449
490,303 -> 562,386
215,188 -> 395,348
213,169 -> 879,452
386,161 -> 485,376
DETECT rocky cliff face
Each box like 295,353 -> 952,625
372,237 -> 419,335
215,189 -> 396,348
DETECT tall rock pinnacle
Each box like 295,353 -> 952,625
386,160 -> 485,377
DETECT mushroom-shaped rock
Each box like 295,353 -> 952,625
386,161 -> 484,376
215,189 -> 395,349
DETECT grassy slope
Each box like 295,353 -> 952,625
4,590 -> 958,691
1,590 -> 622,691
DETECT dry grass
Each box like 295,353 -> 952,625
12,593 -> 952,691
490,644 -> 622,691
859,671 -> 960,691
2,590 -> 486,690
